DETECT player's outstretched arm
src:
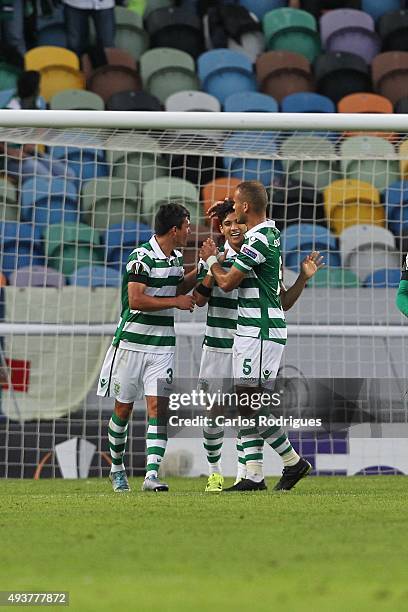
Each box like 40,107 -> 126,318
129,281 -> 195,312
280,251 -> 324,311
396,280 -> 408,317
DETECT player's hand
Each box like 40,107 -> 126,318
175,294 -> 195,312
300,251 -> 324,280
206,200 -> 224,220
200,238 -> 218,261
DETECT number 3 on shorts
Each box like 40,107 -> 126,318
166,368 -> 173,385
242,358 -> 252,376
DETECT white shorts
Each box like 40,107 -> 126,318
97,344 -> 174,403
198,346 -> 233,396
233,336 -> 284,389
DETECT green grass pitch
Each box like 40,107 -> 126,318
0,476 -> 407,612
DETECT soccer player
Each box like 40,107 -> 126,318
396,253 -> 408,317
200,180 -> 323,491
98,204 -> 197,493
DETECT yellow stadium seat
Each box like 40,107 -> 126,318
324,179 -> 385,234
39,66 -> 85,102
25,46 -> 80,71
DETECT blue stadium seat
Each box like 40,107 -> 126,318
0,222 -> 44,277
48,147 -> 108,182
21,177 -> 79,228
361,0 -> 401,23
69,265 -> 122,288
239,0 -> 288,21
197,49 -> 257,105
224,91 -> 278,112
363,268 -> 401,288
382,180 -> 408,237
0,88 -> 47,109
105,222 -> 153,270
280,92 -> 335,113
222,131 -> 283,187
281,223 -> 340,271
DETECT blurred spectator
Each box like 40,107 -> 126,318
2,142 -> 76,185
6,71 -> 42,109
63,0 -> 116,57
0,0 -> 26,55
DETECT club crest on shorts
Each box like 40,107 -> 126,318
113,379 -> 121,395
263,369 -> 272,379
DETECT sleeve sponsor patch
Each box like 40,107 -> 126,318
242,245 -> 258,259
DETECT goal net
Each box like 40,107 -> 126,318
0,110 -> 407,479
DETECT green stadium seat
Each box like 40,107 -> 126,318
0,62 -> 22,90
81,178 -> 140,230
280,135 -> 339,191
46,223 -> 102,276
142,177 -> 200,225
140,47 -> 199,104
0,179 -> 18,221
106,135 -> 168,183
114,6 -> 150,60
143,0 -> 172,20
340,136 -> 400,192
50,89 -> 105,111
307,267 -> 360,288
263,8 -> 321,63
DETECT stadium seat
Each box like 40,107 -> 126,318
165,91 -> 220,112
81,179 -> 140,231
114,6 -> 150,60
20,176 -> 79,229
324,179 -> 385,235
0,222 -> 44,278
0,178 -> 18,221
143,0 -> 173,20
201,177 -> 242,221
280,223 -> 340,271
339,224 -> 399,281
222,132 -> 283,188
270,184 -> 326,229
256,50 -> 313,102
107,90 -> 162,111
363,268 -> 401,288
197,49 -> 257,105
372,52 -> 408,105
337,93 -> 393,114
224,92 -> 278,112
0,86 -> 46,109
394,97 -> 408,113
382,180 -> 408,236
239,0 -> 288,21
34,66 -> 85,103
36,17 -> 67,48
378,10 -> 408,52
307,267 -> 360,288
0,63 -> 21,90
25,46 -> 79,71
362,0 -> 401,23
340,136 -> 399,192
142,177 -> 200,225
280,135 -> 338,191
48,147 -> 108,182
105,221 -> 154,270
314,51 -> 372,104
263,7 -> 321,63
106,136 -> 168,184
50,89 -> 105,111
86,65 -> 141,104
399,140 -> 408,179
168,133 -> 224,187
146,6 -> 204,58
300,0 -> 361,19
227,20 -> 265,64
320,9 -> 380,64
140,47 -> 199,104
81,48 -> 138,81
9,265 -> 66,288
45,223 -> 103,276
69,265 -> 122,288
281,92 -> 335,113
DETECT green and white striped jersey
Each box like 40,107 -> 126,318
197,242 -> 238,353
233,220 -> 287,344
112,235 -> 184,353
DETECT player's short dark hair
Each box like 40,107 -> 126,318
236,180 -> 267,214
154,203 -> 190,236
214,199 -> 235,224
17,70 -> 40,99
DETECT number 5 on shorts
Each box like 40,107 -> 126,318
242,358 -> 252,375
